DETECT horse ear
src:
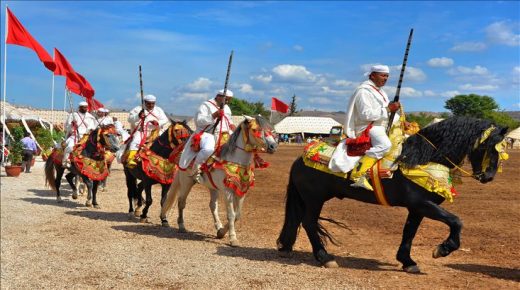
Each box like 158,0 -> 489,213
243,115 -> 254,122
500,126 -> 508,136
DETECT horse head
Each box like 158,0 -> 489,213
98,124 -> 120,153
241,115 -> 278,154
468,125 -> 509,183
169,119 -> 193,147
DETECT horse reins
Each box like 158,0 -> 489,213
415,132 -> 475,178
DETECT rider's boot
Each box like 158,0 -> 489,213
189,163 -> 202,184
350,155 -> 377,190
127,150 -> 138,168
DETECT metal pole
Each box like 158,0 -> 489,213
2,6 -> 9,164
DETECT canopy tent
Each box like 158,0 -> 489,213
274,116 -> 341,135
1,101 -> 52,150
507,127 -> 520,140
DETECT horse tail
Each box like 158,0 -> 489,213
277,159 -> 305,252
44,157 -> 57,192
317,217 -> 351,246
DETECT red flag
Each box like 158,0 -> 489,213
6,8 -> 56,72
271,97 -> 289,113
86,98 -> 103,112
54,48 -> 95,98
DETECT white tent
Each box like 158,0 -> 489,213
1,101 -> 51,150
507,127 -> 520,140
274,116 -> 341,135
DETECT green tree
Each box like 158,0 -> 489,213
289,94 -> 297,116
444,94 -> 498,118
483,111 -> 520,130
8,126 -> 25,165
406,112 -> 436,128
228,98 -> 269,118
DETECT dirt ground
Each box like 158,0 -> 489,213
1,144 -> 519,289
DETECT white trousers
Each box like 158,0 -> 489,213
128,132 -> 144,150
178,132 -> 216,169
62,135 -> 82,163
364,125 -> 392,159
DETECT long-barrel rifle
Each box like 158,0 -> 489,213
139,65 -> 145,132
386,28 -> 414,135
212,50 -> 234,133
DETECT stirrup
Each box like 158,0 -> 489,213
350,175 -> 373,191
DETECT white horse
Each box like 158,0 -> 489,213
160,115 -> 278,246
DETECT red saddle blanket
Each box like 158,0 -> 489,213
139,148 -> 177,184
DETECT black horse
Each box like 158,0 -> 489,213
45,125 -> 120,207
277,116 -> 508,273
124,120 -> 192,222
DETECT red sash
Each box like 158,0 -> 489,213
345,123 -> 373,156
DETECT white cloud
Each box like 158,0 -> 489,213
320,86 -> 351,96
309,97 -> 333,105
385,86 -> 423,98
179,92 -> 210,101
187,77 -> 212,91
485,21 -> 520,46
334,80 -> 356,88
441,90 -> 461,98
293,45 -> 304,52
239,83 -> 254,94
459,83 -> 498,91
451,42 -> 487,52
251,74 -> 272,84
448,65 -> 489,76
424,90 -> 436,97
427,57 -> 454,67
272,64 -> 316,82
391,66 -> 427,82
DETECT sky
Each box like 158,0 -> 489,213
1,1 -> 519,116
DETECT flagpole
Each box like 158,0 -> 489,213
2,6 -> 9,165
270,109 -> 273,124
50,51 -> 55,133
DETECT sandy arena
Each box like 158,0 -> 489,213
1,145 -> 519,289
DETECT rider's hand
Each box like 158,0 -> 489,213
138,109 -> 145,119
229,124 -> 236,131
71,120 -> 77,127
212,109 -> 224,119
387,101 -> 400,113
150,120 -> 159,126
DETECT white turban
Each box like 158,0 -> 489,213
78,101 -> 88,107
144,94 -> 156,102
217,89 -> 233,97
370,65 -> 390,74
99,108 -> 109,113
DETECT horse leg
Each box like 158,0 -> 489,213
55,167 -> 65,202
302,203 -> 338,268
124,168 -> 137,215
277,176 -> 305,253
415,201 -> 463,259
140,181 -> 153,223
210,189 -> 225,238
396,210 -> 424,273
160,174 -> 180,227
177,174 -> 195,233
223,191 -> 239,247
92,181 -> 100,209
82,176 -> 94,207
65,172 -> 78,199
135,181 -> 145,217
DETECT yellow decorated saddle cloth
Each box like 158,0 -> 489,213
202,157 -> 255,197
71,145 -> 110,181
139,148 -> 177,184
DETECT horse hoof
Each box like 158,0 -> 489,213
324,260 -> 339,268
432,246 -> 443,259
161,220 -> 170,227
229,239 -> 240,247
278,250 -> 293,258
140,217 -> 150,223
93,204 -> 101,209
216,228 -> 226,239
178,227 -> 187,233
72,193 -> 78,200
57,196 -> 63,203
86,201 -> 92,207
134,210 -> 142,217
403,265 -> 421,273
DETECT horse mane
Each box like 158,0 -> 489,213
397,116 -> 496,168
220,115 -> 272,156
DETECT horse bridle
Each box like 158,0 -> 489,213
238,120 -> 273,153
